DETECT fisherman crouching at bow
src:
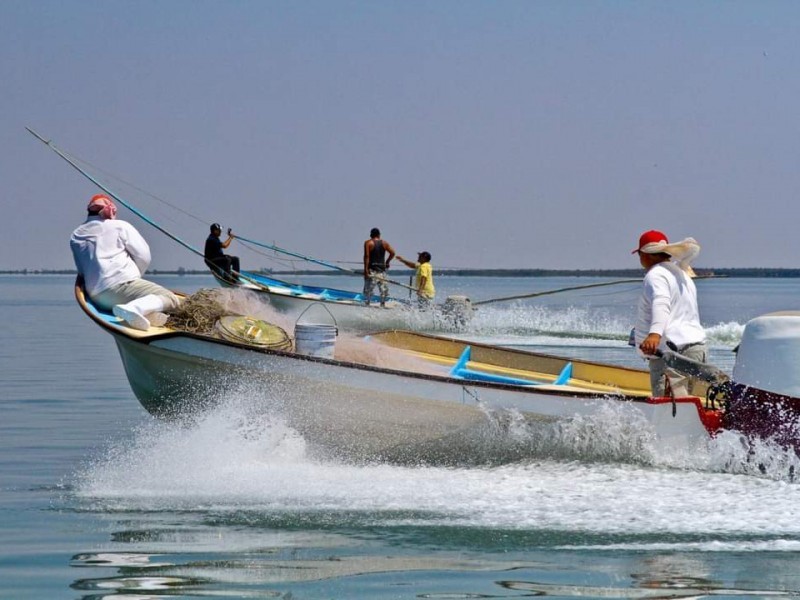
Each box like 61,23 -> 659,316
70,194 -> 182,331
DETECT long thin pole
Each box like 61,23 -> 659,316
473,274 -> 718,307
28,128 -> 420,297
26,127 -> 273,292
27,127 -> 203,257
472,278 -> 642,306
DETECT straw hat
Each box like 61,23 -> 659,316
633,230 -> 701,276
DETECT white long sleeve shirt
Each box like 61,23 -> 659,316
70,216 -> 151,296
634,261 -> 705,353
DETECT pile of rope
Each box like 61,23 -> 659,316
165,288 -> 229,334
164,289 -> 293,351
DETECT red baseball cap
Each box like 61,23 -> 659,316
632,230 -> 668,253
87,194 -> 118,220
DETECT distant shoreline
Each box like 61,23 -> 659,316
4,268 -> 800,278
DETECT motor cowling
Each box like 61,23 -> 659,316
724,312 -> 800,453
733,311 -> 800,397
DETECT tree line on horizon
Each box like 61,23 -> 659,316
5,267 -> 800,277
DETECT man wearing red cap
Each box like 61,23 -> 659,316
70,194 -> 181,331
632,229 -> 707,397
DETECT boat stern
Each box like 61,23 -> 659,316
724,311 -> 800,453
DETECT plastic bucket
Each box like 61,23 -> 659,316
294,323 -> 337,359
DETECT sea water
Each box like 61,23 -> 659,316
3,273 -> 800,598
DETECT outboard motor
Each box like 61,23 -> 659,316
732,311 -> 800,397
724,311 -> 800,454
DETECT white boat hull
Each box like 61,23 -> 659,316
110,331 -> 713,463
77,280 -> 718,464
261,289 -> 423,330
217,271 -> 469,331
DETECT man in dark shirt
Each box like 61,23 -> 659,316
363,227 -> 395,307
204,223 -> 240,281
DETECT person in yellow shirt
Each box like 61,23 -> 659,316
396,251 -> 435,308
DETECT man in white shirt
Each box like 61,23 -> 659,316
70,194 -> 181,331
632,229 -> 707,397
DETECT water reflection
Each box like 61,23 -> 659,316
70,544 -> 798,599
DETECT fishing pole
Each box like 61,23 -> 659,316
25,127 -> 273,293
473,274 -> 720,307
27,127 -> 416,296
472,278 -> 643,306
27,128 -> 203,253
29,128 -> 443,299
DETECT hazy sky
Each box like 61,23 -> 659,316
3,1 -> 799,271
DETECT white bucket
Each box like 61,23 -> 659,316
294,323 -> 337,359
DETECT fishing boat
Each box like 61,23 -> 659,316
31,128 -> 652,334
75,279 -> 725,464
211,267 -> 474,331
26,127 -> 473,332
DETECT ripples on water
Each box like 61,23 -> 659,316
64,383 -> 800,596
6,275 -> 800,598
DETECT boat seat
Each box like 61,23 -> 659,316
449,346 -> 572,387
553,362 -> 573,385
85,297 -> 122,326
82,292 -> 172,335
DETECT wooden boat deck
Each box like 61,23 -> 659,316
395,347 -> 651,396
369,330 -> 656,398
78,283 -> 665,399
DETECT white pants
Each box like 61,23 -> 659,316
91,278 -> 181,312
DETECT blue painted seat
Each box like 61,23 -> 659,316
449,346 -> 572,386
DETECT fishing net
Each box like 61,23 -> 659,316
164,289 -> 292,350
166,288 -> 228,334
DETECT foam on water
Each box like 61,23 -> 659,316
466,304 -> 630,342
74,391 -> 800,548
69,287 -> 790,556
705,320 -> 746,347
459,304 -> 744,350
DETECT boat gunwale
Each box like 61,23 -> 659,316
74,278 -> 704,407
204,276 -> 653,378
211,269 -> 408,309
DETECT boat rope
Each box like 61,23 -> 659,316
25,127 -> 273,293
235,234 -> 358,274
461,385 -> 481,403
165,288 -> 230,333
234,239 -> 320,271
30,128 -> 636,299
27,128 -> 206,253
27,127 -> 424,294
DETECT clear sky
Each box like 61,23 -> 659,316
2,1 -> 799,271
